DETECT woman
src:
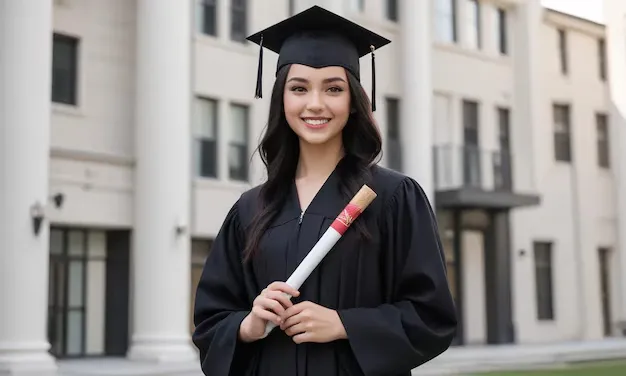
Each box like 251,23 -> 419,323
192,6 -> 457,376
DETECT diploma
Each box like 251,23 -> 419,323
262,184 -> 377,337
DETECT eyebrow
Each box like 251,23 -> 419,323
287,77 -> 347,84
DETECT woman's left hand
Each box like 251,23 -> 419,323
280,301 -> 347,344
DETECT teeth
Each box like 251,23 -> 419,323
303,119 -> 329,125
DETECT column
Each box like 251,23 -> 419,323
512,0 -> 540,193
484,212 -> 514,344
0,1 -> 57,375
604,0 -> 626,331
400,0 -> 434,202
127,0 -> 196,362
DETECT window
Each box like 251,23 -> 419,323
464,0 -> 481,49
193,97 -> 218,178
48,229 -> 108,357
597,113 -> 610,168
197,0 -> 217,36
495,7 -> 507,54
348,0 -> 365,12
52,33 -> 79,105
231,0 -> 247,42
553,104 -> 571,162
229,104 -> 249,181
598,247 -> 612,336
190,239 -> 213,334
495,107 -> 512,190
435,0 -> 457,43
288,0 -> 295,16
598,38 -> 606,80
558,29 -> 567,74
386,0 -> 398,22
463,100 -> 481,187
533,241 -> 554,321
385,98 -> 402,171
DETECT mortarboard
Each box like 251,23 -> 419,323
246,5 -> 391,111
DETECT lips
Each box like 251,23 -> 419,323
302,117 -> 330,129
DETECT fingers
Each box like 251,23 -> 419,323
251,305 -> 282,326
250,283 -> 304,330
266,281 -> 300,297
284,322 -> 307,337
292,332 -> 311,344
262,291 -> 292,312
280,312 -> 300,331
282,301 -> 309,319
265,290 -> 294,310
254,294 -> 287,317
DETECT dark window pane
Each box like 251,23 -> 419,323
201,0 -> 217,35
52,33 -> 79,105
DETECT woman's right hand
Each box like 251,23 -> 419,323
239,281 -> 300,342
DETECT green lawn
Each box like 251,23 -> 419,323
471,360 -> 626,376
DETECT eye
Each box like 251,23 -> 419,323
327,86 -> 344,93
290,86 -> 307,92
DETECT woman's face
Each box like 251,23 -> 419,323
283,64 -> 351,146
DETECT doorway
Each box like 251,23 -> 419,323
48,228 -> 130,358
598,247 -> 612,336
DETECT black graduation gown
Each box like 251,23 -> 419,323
192,162 -> 458,376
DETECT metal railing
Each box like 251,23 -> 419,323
433,144 -> 513,192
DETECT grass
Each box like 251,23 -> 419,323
471,360 -> 626,376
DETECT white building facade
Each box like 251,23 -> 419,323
1,0 -> 625,374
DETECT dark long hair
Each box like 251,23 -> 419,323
243,64 -> 382,261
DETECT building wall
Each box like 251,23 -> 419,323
604,0 -> 626,338
43,0 -> 623,347
49,0 -> 137,228
511,9 -> 620,343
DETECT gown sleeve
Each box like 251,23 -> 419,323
192,200 -> 256,376
337,177 -> 458,375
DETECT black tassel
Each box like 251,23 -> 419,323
370,45 -> 376,112
255,35 -> 264,99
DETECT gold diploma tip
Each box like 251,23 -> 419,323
350,184 -> 377,210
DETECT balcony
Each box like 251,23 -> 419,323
433,144 -> 540,210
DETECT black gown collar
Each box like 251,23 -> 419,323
272,157 -> 351,226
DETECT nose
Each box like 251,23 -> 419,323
306,91 -> 324,112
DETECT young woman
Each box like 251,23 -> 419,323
192,6 -> 457,376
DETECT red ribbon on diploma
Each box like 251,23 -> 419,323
330,203 -> 363,235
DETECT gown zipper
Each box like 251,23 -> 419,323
299,210 -> 304,224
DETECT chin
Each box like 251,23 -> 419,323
299,133 -> 337,145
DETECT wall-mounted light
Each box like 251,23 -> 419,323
30,202 -> 45,236
50,193 -> 64,208
175,218 -> 187,236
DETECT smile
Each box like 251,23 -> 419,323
302,118 -> 330,128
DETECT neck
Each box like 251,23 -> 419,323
296,137 -> 344,180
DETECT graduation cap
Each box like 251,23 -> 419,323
246,5 -> 391,111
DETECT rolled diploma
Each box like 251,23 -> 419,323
262,184 -> 377,337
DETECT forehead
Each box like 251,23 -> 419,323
286,64 -> 348,80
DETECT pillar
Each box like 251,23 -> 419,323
484,211 -> 514,344
512,0 -> 541,193
0,0 -> 57,375
127,0 -> 196,362
400,0 -> 434,202
604,0 -> 626,332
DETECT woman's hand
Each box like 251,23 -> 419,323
239,282 -> 300,343
280,301 -> 347,344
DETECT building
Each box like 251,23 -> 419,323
0,0 -> 624,375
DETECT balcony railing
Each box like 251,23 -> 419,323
433,144 -> 513,192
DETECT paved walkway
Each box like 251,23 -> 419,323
56,338 -> 626,376
413,338 -> 626,375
